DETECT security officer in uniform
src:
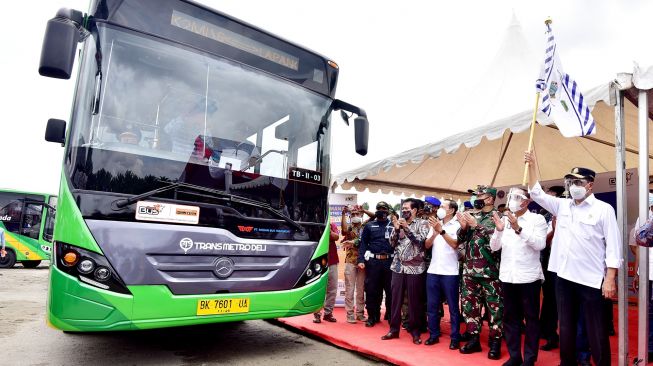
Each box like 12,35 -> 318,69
457,185 -> 503,360
358,201 -> 394,327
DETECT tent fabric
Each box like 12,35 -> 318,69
332,85 -> 653,199
331,14 -> 653,199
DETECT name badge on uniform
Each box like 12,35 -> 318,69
385,227 -> 391,239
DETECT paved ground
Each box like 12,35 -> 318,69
0,263 -> 384,366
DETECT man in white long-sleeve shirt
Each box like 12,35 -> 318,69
524,151 -> 622,366
490,187 -> 548,366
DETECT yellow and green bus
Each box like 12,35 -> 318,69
0,190 -> 57,268
38,0 -> 368,331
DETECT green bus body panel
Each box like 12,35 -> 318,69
48,265 -> 327,331
3,229 -> 51,261
48,172 -> 330,331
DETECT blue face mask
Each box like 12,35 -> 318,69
401,210 -> 412,220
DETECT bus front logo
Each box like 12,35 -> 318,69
179,238 -> 194,254
214,257 -> 235,279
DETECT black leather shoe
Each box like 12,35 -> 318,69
412,335 -> 422,345
449,339 -> 460,350
424,337 -> 439,346
540,339 -> 559,351
424,337 -> 440,346
488,338 -> 501,360
381,332 -> 399,340
459,336 -> 481,354
365,318 -> 377,327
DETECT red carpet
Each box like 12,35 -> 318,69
279,305 -> 639,365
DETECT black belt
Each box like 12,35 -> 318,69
372,253 -> 393,260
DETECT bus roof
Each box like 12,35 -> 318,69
88,0 -> 340,97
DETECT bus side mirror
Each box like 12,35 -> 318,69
45,119 -> 66,146
354,116 -> 369,156
39,9 -> 84,79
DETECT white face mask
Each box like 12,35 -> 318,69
569,185 -> 587,200
508,199 -> 522,213
351,216 -> 362,224
436,208 -> 447,220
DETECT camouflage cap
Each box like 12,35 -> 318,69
474,185 -> 497,198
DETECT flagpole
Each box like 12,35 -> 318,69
522,92 -> 540,185
522,18 -> 552,186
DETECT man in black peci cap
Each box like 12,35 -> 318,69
525,152 -> 622,366
358,201 -> 395,327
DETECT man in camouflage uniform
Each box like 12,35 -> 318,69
456,185 -> 503,360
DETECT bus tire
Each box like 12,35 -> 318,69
0,248 -> 16,268
21,260 -> 42,268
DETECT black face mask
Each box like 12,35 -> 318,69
473,200 -> 485,210
401,211 -> 412,220
375,210 -> 388,220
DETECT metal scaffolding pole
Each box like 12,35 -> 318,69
612,81 -> 628,366
638,89 -> 650,365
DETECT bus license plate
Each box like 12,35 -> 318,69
196,298 -> 250,316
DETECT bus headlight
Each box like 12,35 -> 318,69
94,267 -> 111,281
294,254 -> 328,288
55,242 -> 131,294
77,259 -> 95,274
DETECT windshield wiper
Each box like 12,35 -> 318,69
113,181 -> 304,232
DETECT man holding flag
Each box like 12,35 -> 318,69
520,21 -> 622,366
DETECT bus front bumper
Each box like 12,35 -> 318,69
47,266 -> 327,332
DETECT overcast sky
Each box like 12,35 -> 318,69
1,0 -> 652,206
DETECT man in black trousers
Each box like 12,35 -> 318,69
381,198 -> 430,344
525,152 -> 622,366
358,201 -> 394,327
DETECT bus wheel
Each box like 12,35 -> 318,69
0,248 -> 16,268
21,260 -> 42,268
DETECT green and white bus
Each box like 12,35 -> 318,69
39,0 -> 368,331
0,190 -> 56,268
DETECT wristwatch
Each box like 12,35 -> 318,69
440,229 -> 446,236
515,226 -> 523,235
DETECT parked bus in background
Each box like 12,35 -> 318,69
0,190 -> 57,268
38,0 -> 368,331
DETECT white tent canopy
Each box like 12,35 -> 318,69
333,84 -> 653,199
332,14 -> 653,199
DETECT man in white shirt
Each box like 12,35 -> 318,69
423,199 -> 462,349
524,151 -> 622,366
490,187 -> 548,366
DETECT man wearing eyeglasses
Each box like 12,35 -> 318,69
524,151 -> 622,366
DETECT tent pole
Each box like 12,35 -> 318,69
638,89 -> 649,365
613,86 -> 628,366
523,92 -> 540,185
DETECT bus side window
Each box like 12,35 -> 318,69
43,208 -> 55,242
0,192 -> 24,234
22,203 -> 43,240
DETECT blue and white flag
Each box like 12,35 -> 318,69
535,24 -> 595,137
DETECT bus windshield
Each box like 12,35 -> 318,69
67,23 -> 331,224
